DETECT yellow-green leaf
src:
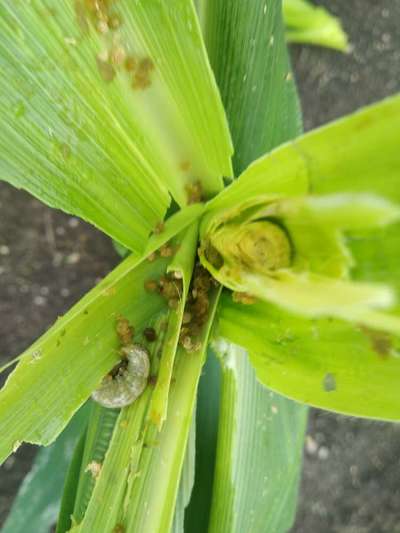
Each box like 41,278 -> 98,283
201,96 -> 400,334
0,251 -> 170,465
218,292 -> 400,421
0,0 -> 232,254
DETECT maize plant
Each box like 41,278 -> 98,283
0,1 -> 398,532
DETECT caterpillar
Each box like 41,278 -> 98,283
92,344 -> 150,409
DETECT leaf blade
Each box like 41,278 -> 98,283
123,288 -> 221,533
203,0 -> 302,176
208,341 -> 308,533
76,287 -> 221,533
206,94 -> 400,215
184,351 -> 221,533
71,403 -> 120,525
149,223 -> 199,428
0,0 -> 232,253
218,292 -> 400,421
201,1 -> 308,532
202,96 -> 400,336
0,251 -> 170,465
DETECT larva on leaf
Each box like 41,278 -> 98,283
92,344 -> 150,408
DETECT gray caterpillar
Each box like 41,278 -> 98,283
92,344 -> 150,408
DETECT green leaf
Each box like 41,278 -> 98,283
201,96 -> 400,334
0,0 -> 232,254
2,404 -> 89,533
184,351 -> 221,533
71,403 -> 120,525
148,223 -> 199,429
206,94 -> 400,214
75,287 -> 221,532
194,0 -> 207,28
240,270 -> 400,335
0,206 -> 200,466
203,0 -> 302,174
123,294 -> 221,533
203,194 -> 400,334
292,94 -> 400,202
201,1 -> 308,531
199,0 -> 349,53
72,388 -> 152,532
283,0 -> 349,52
0,252 -> 171,465
171,416 -> 196,533
349,223 -> 400,296
218,292 -> 400,421
289,94 -> 400,307
56,429 -> 87,533
268,194 -> 400,278
210,93 -> 400,423
208,340 -> 308,533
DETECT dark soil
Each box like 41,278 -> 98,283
1,1 -> 400,531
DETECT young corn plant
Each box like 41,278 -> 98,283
0,1 -> 398,532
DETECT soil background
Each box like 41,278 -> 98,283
1,1 -> 400,532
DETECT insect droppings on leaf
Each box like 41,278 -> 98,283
143,327 -> 157,342
109,13 -> 122,30
185,180 -> 203,204
75,0 -> 123,40
138,57 -> 155,74
232,291 -> 256,305
159,274 -> 183,310
181,336 -> 201,352
144,279 -> 158,292
179,265 -> 216,352
132,57 -> 155,90
147,251 -> 158,262
153,221 -> 165,235
116,315 -> 134,346
182,311 -> 192,324
60,143 -> 71,160
124,55 -> 137,72
159,243 -> 174,258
